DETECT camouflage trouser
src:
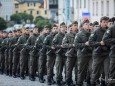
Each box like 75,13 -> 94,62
47,54 -> 56,80
91,55 -> 109,85
66,56 -> 77,82
77,55 -> 92,84
55,54 -> 66,81
0,52 -> 5,72
39,54 -> 47,78
29,52 -> 38,76
8,49 -> 13,74
108,57 -> 115,86
20,50 -> 29,75
12,49 -> 20,75
5,49 -> 9,72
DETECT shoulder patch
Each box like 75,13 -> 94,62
90,34 -> 94,37
106,30 -> 110,34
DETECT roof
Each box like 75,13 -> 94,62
18,0 -> 43,3
17,0 -> 44,8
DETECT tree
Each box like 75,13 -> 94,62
10,14 -> 21,24
0,17 -> 7,30
27,14 -> 34,23
34,16 -> 44,24
19,13 -> 28,23
36,19 -> 52,31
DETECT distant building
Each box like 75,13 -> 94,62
46,0 -> 58,22
14,0 -> 48,19
90,0 -> 115,23
0,0 -> 14,20
73,0 -> 115,23
58,0 -> 66,24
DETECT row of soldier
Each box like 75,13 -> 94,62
0,16 -> 115,86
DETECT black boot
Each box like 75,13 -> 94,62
20,74 -> 25,80
39,77 -> 45,83
0,70 -> 4,74
12,73 -> 17,78
47,79 -> 52,85
101,80 -> 106,86
87,80 -> 91,86
5,70 -> 9,75
51,78 -> 56,84
56,80 -> 65,86
66,81 -> 75,86
29,75 -> 35,81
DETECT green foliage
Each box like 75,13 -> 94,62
10,13 -> 34,24
11,14 -> 21,24
35,17 -> 52,31
0,17 -> 7,30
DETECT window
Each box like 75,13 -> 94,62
84,0 -> 86,8
34,3 -> 36,6
106,1 -> 109,16
101,1 -> 104,16
93,2 -> 94,16
96,2 -> 98,16
80,0 -> 82,8
45,10 -> 47,14
15,4 -> 19,8
49,0 -> 53,4
27,3 -> 29,7
37,10 -> 39,14
30,10 -> 32,14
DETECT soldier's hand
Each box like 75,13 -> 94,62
61,45 -> 64,48
51,46 -> 55,49
85,41 -> 89,46
100,41 -> 105,46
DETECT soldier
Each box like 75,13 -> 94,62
12,29 -> 22,77
4,31 -> 13,75
0,31 -> 8,74
62,21 -> 78,86
34,25 -> 49,83
74,20 -> 92,86
89,16 -> 109,86
43,24 -> 58,85
26,26 -> 39,81
102,24 -> 115,86
17,27 -> 30,80
92,21 -> 99,30
52,22 -> 66,86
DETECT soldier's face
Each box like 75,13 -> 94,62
60,26 -> 66,32
25,29 -> 30,34
72,24 -> 78,32
101,20 -> 108,28
52,27 -> 58,33
33,28 -> 38,34
3,33 -> 7,37
16,32 -> 20,36
0,32 -> 2,37
8,33 -> 12,37
43,28 -> 49,34
93,25 -> 99,29
82,23 -> 90,30
89,25 -> 93,31
108,22 -> 113,28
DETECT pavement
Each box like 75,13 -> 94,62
0,74 -> 57,86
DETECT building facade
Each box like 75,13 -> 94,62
90,0 -> 115,23
14,0 -> 48,19
0,0 -> 14,20
46,0 -> 58,22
